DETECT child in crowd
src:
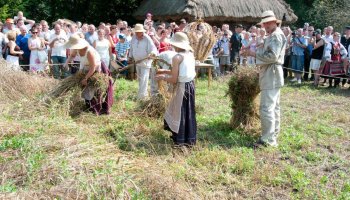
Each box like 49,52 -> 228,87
115,34 -> 130,77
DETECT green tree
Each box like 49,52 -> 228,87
307,0 -> 350,32
0,0 -> 143,25
0,0 -> 25,20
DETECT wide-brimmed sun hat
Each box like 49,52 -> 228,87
259,10 -> 281,25
134,24 -> 146,33
169,32 -> 193,51
64,34 -> 89,49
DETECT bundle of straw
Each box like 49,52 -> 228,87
185,19 -> 216,62
48,72 -> 110,98
227,67 -> 260,132
138,59 -> 173,118
46,71 -> 110,116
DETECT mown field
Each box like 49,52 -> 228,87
0,76 -> 349,199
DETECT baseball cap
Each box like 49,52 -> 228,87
119,34 -> 126,39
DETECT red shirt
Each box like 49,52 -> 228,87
110,34 -> 119,54
159,41 -> 170,53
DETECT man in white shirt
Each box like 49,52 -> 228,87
322,26 -> 334,43
129,24 -> 158,99
49,24 -> 69,79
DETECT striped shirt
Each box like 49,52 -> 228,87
115,41 -> 130,58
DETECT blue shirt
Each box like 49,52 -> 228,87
292,36 -> 307,56
115,41 -> 130,58
16,34 -> 31,59
85,32 -> 98,46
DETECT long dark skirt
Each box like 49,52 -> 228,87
164,81 -> 197,146
85,61 -> 114,115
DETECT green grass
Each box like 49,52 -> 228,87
0,77 -> 349,199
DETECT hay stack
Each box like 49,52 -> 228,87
0,59 -> 56,102
228,66 -> 260,131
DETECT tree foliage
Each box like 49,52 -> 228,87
0,0 -> 143,25
1,0 -> 349,32
286,0 -> 350,32
307,0 -> 350,32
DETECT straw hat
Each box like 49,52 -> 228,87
259,10 -> 281,24
169,32 -> 193,51
64,34 -> 89,49
134,24 -> 146,33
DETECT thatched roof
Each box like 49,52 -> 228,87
134,0 -> 297,24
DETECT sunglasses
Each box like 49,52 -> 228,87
32,32 -> 38,34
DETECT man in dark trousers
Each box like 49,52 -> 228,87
229,24 -> 243,67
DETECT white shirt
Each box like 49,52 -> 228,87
49,32 -> 68,57
95,39 -> 110,60
79,46 -> 101,71
322,35 -> 333,43
129,34 -> 158,68
178,51 -> 196,82
158,50 -> 177,70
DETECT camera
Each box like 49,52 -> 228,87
291,31 -> 297,36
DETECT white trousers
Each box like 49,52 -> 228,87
136,65 -> 157,99
260,88 -> 281,146
247,56 -> 255,65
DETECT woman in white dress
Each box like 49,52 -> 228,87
28,27 -> 47,72
93,29 -> 112,68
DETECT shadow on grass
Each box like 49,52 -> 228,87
198,120 -> 257,149
316,86 -> 350,97
285,82 -> 350,98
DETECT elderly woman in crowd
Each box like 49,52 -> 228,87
93,29 -> 112,68
64,34 -> 113,115
322,32 -> 348,88
244,33 -> 257,65
156,32 -> 197,147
